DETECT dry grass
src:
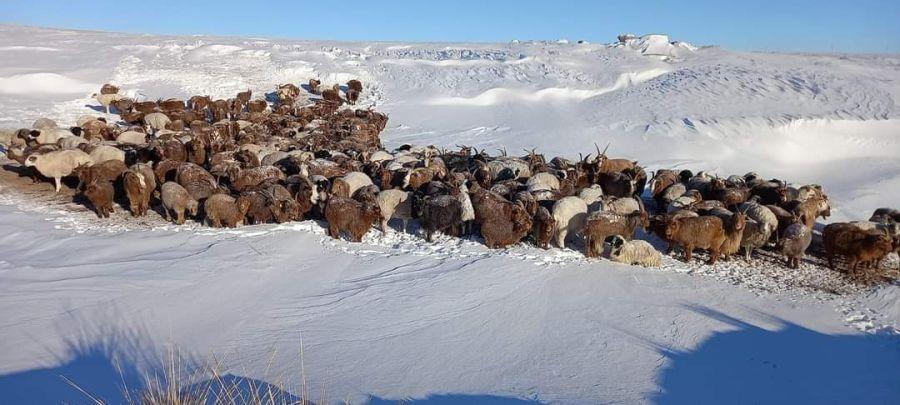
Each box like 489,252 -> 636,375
69,336 -> 337,405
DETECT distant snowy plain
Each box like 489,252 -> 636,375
0,26 -> 898,404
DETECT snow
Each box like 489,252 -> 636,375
0,24 -> 899,404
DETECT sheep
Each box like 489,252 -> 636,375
606,235 -> 662,267
603,196 -> 642,216
376,189 -> 413,232
123,170 -> 152,216
144,112 -> 171,132
659,183 -> 687,208
578,184 -> 604,209
231,166 -> 286,192
324,196 -> 381,241
73,159 -> 127,190
32,127 -> 75,145
487,157 -> 531,181
23,149 -> 94,192
526,172 -> 560,192
57,136 -> 87,150
583,210 -> 648,258
176,162 -> 221,201
665,216 -> 727,264
824,223 -> 895,271
160,182 -> 198,224
116,130 -> 148,146
331,171 -> 374,198
277,83 -> 301,104
552,196 -> 588,248
738,201 -> 778,239
417,194 -> 464,242
779,217 -> 812,269
204,194 -> 251,228
96,93 -> 126,114
83,180 -> 115,218
532,206 -> 557,249
739,218 -> 772,261
649,170 -> 679,202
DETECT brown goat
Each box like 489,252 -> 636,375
665,216 -> 727,264
532,206 -> 557,249
324,196 -> 381,242
73,159 -> 128,190
583,211 -> 649,258
123,170 -> 152,216
480,202 -> 532,249
308,79 -> 322,94
204,194 -> 251,228
83,180 -> 115,218
321,84 -> 343,105
823,223 -> 894,271
189,95 -> 211,112
159,98 -> 185,111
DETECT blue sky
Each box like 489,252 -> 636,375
1,0 -> 898,53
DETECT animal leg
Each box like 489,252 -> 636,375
54,177 -> 61,193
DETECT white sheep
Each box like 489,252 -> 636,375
34,128 -> 75,145
368,150 -> 393,163
143,112 -> 171,132
57,136 -> 87,150
261,151 -> 289,166
339,171 -> 374,197
88,144 -> 126,163
660,183 -> 687,205
486,157 -> 531,180
552,196 -> 588,248
604,196 -> 642,216
96,93 -> 125,114
526,172 -> 560,192
24,149 -> 93,192
33,118 -> 57,130
606,235 -> 661,267
116,130 -> 148,146
376,189 -> 412,232
0,128 -> 16,148
76,115 -> 97,127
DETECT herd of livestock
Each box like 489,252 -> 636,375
1,79 -> 898,275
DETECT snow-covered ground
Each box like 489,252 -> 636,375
0,25 -> 898,403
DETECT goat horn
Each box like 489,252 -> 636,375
601,142 -> 610,157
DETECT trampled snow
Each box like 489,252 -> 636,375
0,25 -> 899,404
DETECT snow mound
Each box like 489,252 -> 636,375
426,68 -> 670,106
615,33 -> 695,58
0,72 -> 96,95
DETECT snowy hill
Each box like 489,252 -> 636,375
0,25 -> 898,404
